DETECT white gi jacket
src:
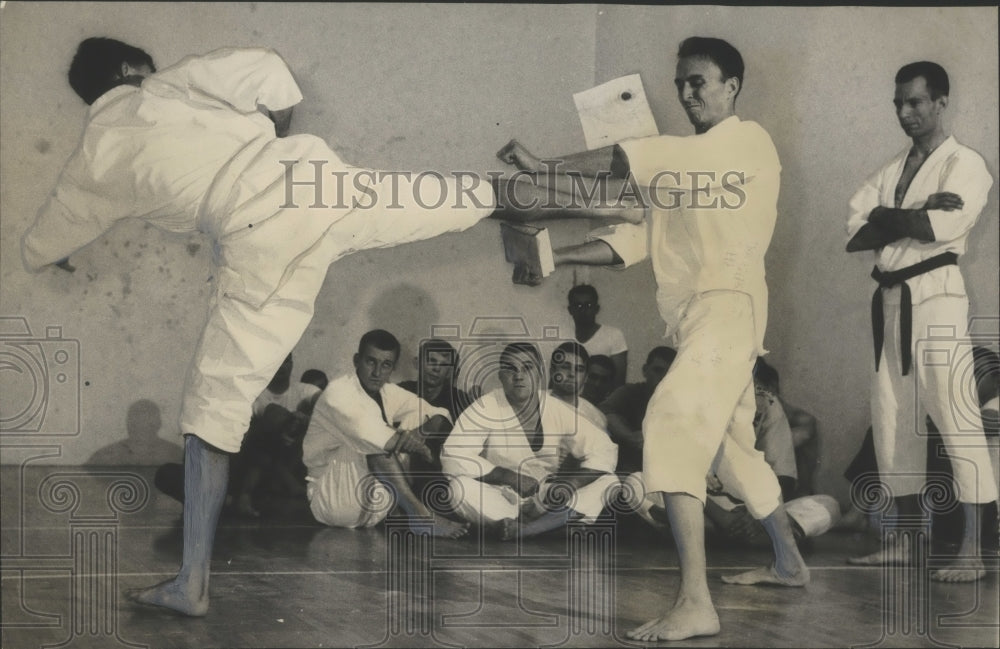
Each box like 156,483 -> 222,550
22,47 -> 365,308
846,135 -> 993,306
441,388 -> 617,482
587,116 -> 781,354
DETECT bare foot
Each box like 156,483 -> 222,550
626,596 -> 720,642
932,557 -> 986,583
847,542 -> 911,566
426,515 -> 469,539
721,563 -> 810,587
498,518 -> 519,541
125,577 -> 208,617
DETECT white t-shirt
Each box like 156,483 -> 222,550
577,324 -> 628,358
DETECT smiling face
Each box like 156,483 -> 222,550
674,55 -> 738,133
894,76 -> 946,141
354,345 -> 398,396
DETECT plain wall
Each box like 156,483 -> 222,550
1,3 -> 997,506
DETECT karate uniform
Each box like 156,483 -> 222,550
301,373 -> 450,528
587,116 -> 783,518
441,389 -> 619,524
23,48 -> 494,452
847,136 -> 997,503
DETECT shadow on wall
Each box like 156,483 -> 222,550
87,399 -> 183,466
367,283 -> 441,370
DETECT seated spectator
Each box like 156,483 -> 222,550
301,330 -> 468,537
442,342 -> 619,540
755,357 -> 819,497
566,284 -> 628,388
231,353 -> 322,517
300,368 -> 329,392
581,354 -> 617,406
398,338 -> 478,421
598,346 -> 676,474
548,341 -> 607,430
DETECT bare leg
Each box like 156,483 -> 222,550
721,503 -> 810,586
848,495 -> 915,565
490,176 -> 644,224
369,454 -> 469,538
127,434 -> 228,616
627,492 -> 721,642
932,502 -> 987,582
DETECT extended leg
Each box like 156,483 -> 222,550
128,434 -> 229,616
627,492 -> 721,642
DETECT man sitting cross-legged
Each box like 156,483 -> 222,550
301,329 -> 468,537
442,342 -> 619,540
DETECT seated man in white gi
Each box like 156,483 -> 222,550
442,342 -> 619,540
302,329 -> 468,537
547,341 -> 608,430
25,39 -> 643,615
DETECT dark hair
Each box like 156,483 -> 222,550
587,354 -> 616,375
895,61 -> 949,99
419,338 -> 460,379
552,341 -> 590,366
358,329 -> 401,359
646,346 -> 677,367
753,356 -> 780,394
500,342 -> 543,368
300,369 -> 329,391
677,37 -> 744,97
567,284 -> 599,304
69,37 -> 155,105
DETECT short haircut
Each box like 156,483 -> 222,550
300,369 -> 329,391
588,354 -> 616,375
552,341 -> 590,367
500,342 -> 543,368
358,329 -> 401,359
568,283 -> 599,304
645,346 -> 677,367
754,356 -> 780,393
678,37 -> 744,97
419,338 -> 460,378
69,37 -> 155,105
895,61 -> 949,99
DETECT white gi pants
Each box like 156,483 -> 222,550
448,473 -> 620,525
306,451 -> 391,528
179,174 -> 494,452
641,290 -> 782,519
872,289 -> 998,503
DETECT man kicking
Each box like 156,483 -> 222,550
498,37 -> 809,641
22,38 -> 643,616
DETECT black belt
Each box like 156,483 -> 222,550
871,252 -> 957,376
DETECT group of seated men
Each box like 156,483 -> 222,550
285,317 -> 838,543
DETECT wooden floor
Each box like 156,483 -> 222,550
2,465 -> 997,649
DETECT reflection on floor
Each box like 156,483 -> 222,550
2,465 -> 997,648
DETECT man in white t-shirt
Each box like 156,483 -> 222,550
567,284 -> 628,388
